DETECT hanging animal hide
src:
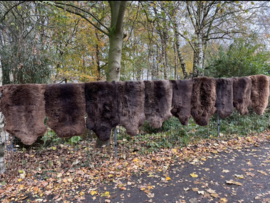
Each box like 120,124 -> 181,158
85,81 -> 119,141
250,75 -> 269,115
0,84 -> 47,145
171,79 -> 193,125
233,77 -> 252,115
117,81 -> 145,136
45,83 -> 86,138
144,80 -> 173,128
215,78 -> 234,118
191,77 -> 216,126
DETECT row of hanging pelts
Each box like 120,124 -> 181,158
0,75 -> 269,145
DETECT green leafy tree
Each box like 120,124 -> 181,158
205,34 -> 270,78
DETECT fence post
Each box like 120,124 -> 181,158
114,127 -> 117,158
217,113 -> 220,137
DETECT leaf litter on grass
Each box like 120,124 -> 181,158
1,130 -> 270,202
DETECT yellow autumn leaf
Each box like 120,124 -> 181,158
171,149 -> 177,154
212,150 -> 218,154
166,176 -> 171,181
80,191 -> 85,196
190,173 -> 198,178
18,179 -> 22,182
133,158 -> 139,162
101,191 -> 110,197
201,158 -> 207,161
211,193 -> 219,198
220,198 -> 228,203
90,190 -> 97,196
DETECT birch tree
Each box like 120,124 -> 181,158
0,59 -> 9,174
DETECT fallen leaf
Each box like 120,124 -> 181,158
207,189 -> 216,194
245,172 -> 255,177
198,191 -> 204,195
147,193 -> 154,198
219,198 -> 228,203
166,176 -> 171,181
222,169 -> 230,173
234,174 -> 244,179
101,191 -> 110,197
257,170 -> 267,176
90,191 -> 97,196
192,188 -> 199,191
225,180 -> 242,186
211,193 -> 219,198
133,158 -> 139,162
190,173 -> 198,178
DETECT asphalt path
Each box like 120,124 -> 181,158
87,141 -> 270,203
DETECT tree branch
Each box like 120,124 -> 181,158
185,2 -> 196,28
116,1 -> 128,33
54,2 -> 110,31
0,1 -> 25,22
48,3 -> 109,36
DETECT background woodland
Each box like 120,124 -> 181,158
1,1 -> 270,85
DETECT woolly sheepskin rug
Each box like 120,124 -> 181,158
45,83 -> 86,138
85,81 -> 119,141
191,77 -> 216,126
117,81 -> 145,136
215,78 -> 234,118
233,77 -> 252,115
171,79 -> 193,125
0,84 -> 47,145
144,80 -> 173,128
250,75 -> 269,115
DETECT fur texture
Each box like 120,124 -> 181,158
85,81 -> 119,141
233,77 -> 252,115
0,84 -> 47,145
45,83 -> 86,138
191,77 -> 216,126
215,78 -> 234,118
250,75 -> 269,115
117,81 -> 145,136
171,79 -> 193,125
144,80 -> 173,128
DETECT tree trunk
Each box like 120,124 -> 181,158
173,20 -> 188,79
192,33 -> 203,77
0,58 -> 9,174
95,1 -> 127,148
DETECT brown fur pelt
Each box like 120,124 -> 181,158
250,75 -> 269,115
215,78 -> 234,118
85,81 -> 119,141
0,84 -> 47,145
117,81 -> 145,136
170,79 -> 193,125
191,77 -> 216,126
144,80 -> 173,128
45,83 -> 86,138
233,77 -> 252,115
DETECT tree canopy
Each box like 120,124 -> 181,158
1,1 -> 270,84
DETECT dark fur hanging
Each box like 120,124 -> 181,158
0,84 -> 47,145
215,78 -> 234,118
45,83 -> 86,138
250,75 -> 269,115
233,77 -> 252,115
144,80 -> 173,128
85,81 -> 119,141
191,77 -> 216,126
171,79 -> 193,125
117,81 -> 145,136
